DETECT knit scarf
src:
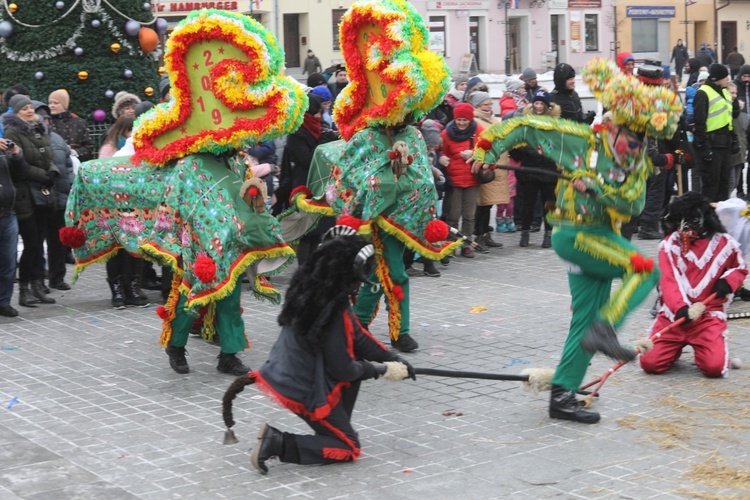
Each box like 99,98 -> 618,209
302,113 -> 321,141
445,119 -> 477,143
510,90 -> 529,110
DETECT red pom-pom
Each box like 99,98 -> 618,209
194,255 -> 217,283
247,186 -> 259,197
407,155 -> 414,165
477,138 -> 493,151
424,219 -> 450,243
289,185 -> 313,203
630,253 -> 650,273
59,226 -> 86,248
156,306 -> 169,320
336,215 -> 364,231
392,285 -> 405,301
388,150 -> 400,160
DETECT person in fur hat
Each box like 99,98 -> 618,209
640,192 -> 747,377
221,223 -> 415,474
111,92 -> 141,120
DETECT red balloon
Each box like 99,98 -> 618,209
138,27 -> 158,54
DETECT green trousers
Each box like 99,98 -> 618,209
354,232 -> 410,340
550,226 -> 660,391
168,284 -> 247,354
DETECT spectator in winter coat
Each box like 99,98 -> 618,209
301,49 -> 322,76
696,43 -> 714,69
111,92 -> 140,120
735,65 -> 750,127
685,58 -> 702,88
33,101 -> 75,290
499,77 -> 528,118
1,94 -> 60,307
462,76 -> 489,103
439,103 -> 484,258
47,89 -> 94,162
725,47 -> 745,80
670,39 -> 689,82
0,138 -> 28,317
521,67 -> 543,103
550,63 -> 595,124
328,69 -> 349,105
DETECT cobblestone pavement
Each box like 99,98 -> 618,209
2,231 -> 750,499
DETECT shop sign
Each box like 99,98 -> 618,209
568,0 -> 601,7
155,1 -> 240,13
625,6 -> 676,18
427,1 -> 490,9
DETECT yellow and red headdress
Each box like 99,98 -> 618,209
332,0 -> 451,140
132,9 -> 308,166
582,57 -> 682,139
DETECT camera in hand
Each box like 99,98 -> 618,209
4,140 -> 15,149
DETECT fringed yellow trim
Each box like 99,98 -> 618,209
372,227 -> 402,341
573,232 -> 632,268
375,216 -> 462,260
71,245 -> 125,283
602,271 -> 647,325
185,245 -> 295,311
201,302 -> 218,341
140,243 -> 184,277
250,275 -> 283,305
296,195 -> 336,216
158,272 -> 183,348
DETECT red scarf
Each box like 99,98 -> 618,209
302,114 -> 321,141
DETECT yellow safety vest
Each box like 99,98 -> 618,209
698,84 -> 733,132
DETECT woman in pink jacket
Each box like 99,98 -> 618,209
439,103 -> 484,258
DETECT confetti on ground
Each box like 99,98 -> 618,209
442,410 -> 464,417
429,352 -> 444,356
456,323 -> 467,326
470,306 -> 487,313
419,323 -> 430,327
7,397 -> 18,409
90,320 -> 98,323
124,340 -> 134,344
431,345 -> 444,348
1,346 -> 18,351
441,324 -> 451,328
402,469 -> 413,473
502,358 -> 530,368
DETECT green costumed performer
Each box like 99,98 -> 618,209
472,58 -> 683,423
284,0 -> 462,353
62,9 -> 304,375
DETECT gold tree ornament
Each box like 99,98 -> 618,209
110,43 -> 121,53
144,86 -> 154,97
78,71 -> 89,80
8,3 -> 18,13
158,66 -> 166,76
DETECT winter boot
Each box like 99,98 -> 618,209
483,232 -> 503,248
18,282 -> 38,308
31,280 -> 55,304
460,245 -> 475,258
422,259 -> 441,277
580,320 -> 637,362
108,277 -> 126,310
505,217 -> 517,232
473,235 -> 489,254
217,352 -> 251,375
549,384 -> 601,424
251,423 -> 284,474
391,334 -> 419,353
519,230 -> 530,247
496,218 -> 508,232
165,346 -> 189,374
542,230 -> 552,248
123,275 -> 149,307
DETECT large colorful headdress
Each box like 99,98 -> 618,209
582,57 -> 682,139
332,0 -> 451,140
132,9 -> 308,166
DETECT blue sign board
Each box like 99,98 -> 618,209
626,6 -> 676,18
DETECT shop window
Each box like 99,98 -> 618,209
332,9 -> 345,51
584,14 -> 598,52
429,16 -> 446,55
632,18 -> 658,52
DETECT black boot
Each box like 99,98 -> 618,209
217,352 -> 251,375
251,423 -> 284,474
519,230 -> 530,247
166,346 -> 189,374
549,384 -> 600,424
542,230 -> 552,248
108,277 -> 126,310
123,275 -> 149,307
580,320 -> 636,362
18,283 -> 37,308
483,232 -> 503,248
391,334 -> 419,352
473,236 -> 489,254
422,259 -> 441,277
31,280 -> 55,304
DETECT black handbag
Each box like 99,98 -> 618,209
29,182 -> 56,208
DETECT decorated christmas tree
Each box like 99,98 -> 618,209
0,0 -> 166,122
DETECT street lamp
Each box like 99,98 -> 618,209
684,0 -> 696,54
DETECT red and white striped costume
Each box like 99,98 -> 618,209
640,232 -> 748,377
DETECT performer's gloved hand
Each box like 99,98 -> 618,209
713,278 -> 733,299
675,305 -> 693,324
674,149 -> 687,165
359,361 -> 381,381
395,355 -> 416,381
584,110 -> 596,125
664,154 -> 675,170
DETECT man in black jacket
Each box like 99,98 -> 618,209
694,64 -> 741,202
549,63 -> 595,124
670,39 -> 689,82
0,138 -> 28,317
